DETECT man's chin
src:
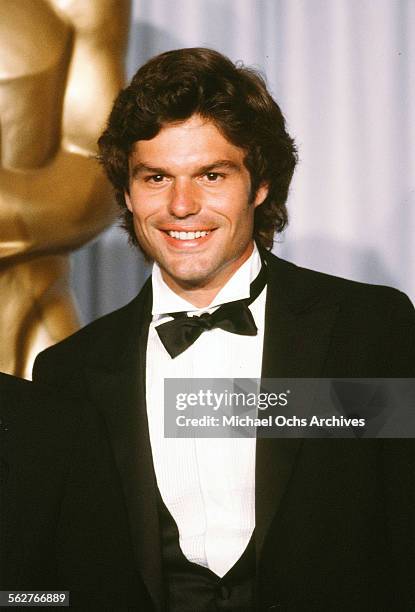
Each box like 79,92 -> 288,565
157,259 -> 219,289
165,270 -> 214,289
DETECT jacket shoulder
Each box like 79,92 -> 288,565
32,280 -> 151,385
266,252 -> 414,375
266,251 -> 414,313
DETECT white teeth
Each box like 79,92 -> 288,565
167,230 -> 210,240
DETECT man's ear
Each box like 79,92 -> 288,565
253,183 -> 269,208
124,190 -> 133,212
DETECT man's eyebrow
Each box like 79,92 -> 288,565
130,163 -> 167,179
197,160 -> 241,174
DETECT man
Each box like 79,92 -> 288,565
0,372 -> 150,608
33,48 -> 415,611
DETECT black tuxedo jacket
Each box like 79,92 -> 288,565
0,373 -> 151,609
32,253 -> 415,611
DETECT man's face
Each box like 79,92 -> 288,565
125,115 -> 268,297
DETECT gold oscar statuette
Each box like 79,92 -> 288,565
0,0 -> 130,378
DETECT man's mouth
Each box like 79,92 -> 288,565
167,230 -> 211,240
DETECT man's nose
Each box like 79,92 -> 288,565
167,179 -> 201,217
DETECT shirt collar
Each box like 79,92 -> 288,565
151,242 -> 262,317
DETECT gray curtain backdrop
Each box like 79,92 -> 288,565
72,0 -> 415,325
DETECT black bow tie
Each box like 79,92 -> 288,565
155,262 -> 267,358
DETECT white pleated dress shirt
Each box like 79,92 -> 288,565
146,244 -> 266,577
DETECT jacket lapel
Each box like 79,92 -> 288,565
83,280 -> 164,612
256,254 -> 340,563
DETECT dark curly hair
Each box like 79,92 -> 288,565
98,47 -> 297,250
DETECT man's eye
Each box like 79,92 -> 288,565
147,174 -> 165,183
204,172 -> 221,182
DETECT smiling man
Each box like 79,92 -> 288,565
33,48 -> 415,611
125,115 -> 268,304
